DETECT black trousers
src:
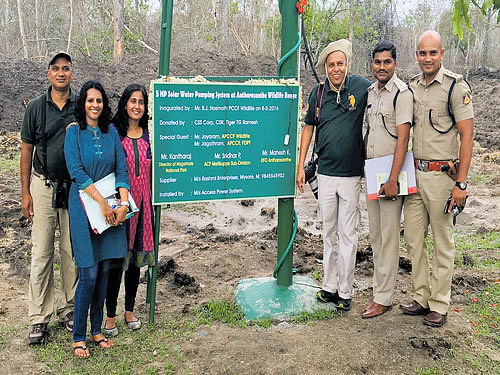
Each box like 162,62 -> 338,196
105,263 -> 140,317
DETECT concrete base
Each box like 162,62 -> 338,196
234,275 -> 336,321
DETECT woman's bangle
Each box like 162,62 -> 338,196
120,201 -> 129,207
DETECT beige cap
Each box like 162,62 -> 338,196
316,39 -> 352,74
47,50 -> 72,68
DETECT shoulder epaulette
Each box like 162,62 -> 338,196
409,73 -> 420,82
393,77 -> 409,93
443,69 -> 463,82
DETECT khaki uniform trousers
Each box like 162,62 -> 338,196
403,170 -> 455,315
367,196 -> 402,306
317,174 -> 361,299
28,174 -> 77,324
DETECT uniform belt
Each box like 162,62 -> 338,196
414,159 -> 450,172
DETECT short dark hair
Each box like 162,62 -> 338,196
112,84 -> 149,137
75,80 -> 112,133
372,41 -> 396,60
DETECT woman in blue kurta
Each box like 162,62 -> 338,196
64,80 -> 129,358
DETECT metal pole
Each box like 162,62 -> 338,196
149,0 -> 174,323
158,0 -> 174,76
276,1 -> 298,287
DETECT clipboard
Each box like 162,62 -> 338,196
364,151 -> 417,201
79,173 -> 139,234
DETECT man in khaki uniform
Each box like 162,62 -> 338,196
362,41 -> 412,319
400,30 -> 473,327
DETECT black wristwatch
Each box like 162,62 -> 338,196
455,181 -> 467,191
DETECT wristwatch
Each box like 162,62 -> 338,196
455,181 -> 467,191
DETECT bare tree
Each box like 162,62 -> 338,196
113,0 -> 125,64
67,0 -> 74,53
220,0 -> 228,46
16,0 -> 28,58
348,0 -> 354,42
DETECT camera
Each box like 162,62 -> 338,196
52,180 -> 70,209
443,195 -> 468,225
304,159 -> 318,199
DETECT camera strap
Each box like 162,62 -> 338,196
311,82 -> 325,163
39,93 -> 52,186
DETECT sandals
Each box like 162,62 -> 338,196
104,317 -> 118,337
124,312 -> 141,331
90,334 -> 114,349
72,342 -> 90,359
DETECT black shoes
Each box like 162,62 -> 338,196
316,290 -> 352,311
335,298 -> 352,311
28,323 -> 48,345
316,290 -> 339,304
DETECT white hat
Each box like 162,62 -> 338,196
316,39 -> 352,74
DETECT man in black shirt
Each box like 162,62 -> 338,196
21,51 -> 78,345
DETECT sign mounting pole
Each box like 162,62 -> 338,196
148,0 -> 174,324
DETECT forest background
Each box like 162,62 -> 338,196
2,0 -> 500,78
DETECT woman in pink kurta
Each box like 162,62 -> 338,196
104,84 -> 154,335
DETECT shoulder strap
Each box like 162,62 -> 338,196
447,78 -> 457,127
392,89 -> 400,110
40,93 -> 49,177
429,78 -> 457,134
311,83 -> 325,162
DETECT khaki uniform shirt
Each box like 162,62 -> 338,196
410,65 -> 473,161
366,74 -> 413,159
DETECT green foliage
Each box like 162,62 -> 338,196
452,0 -> 500,39
454,230 -> 500,270
467,283 -> 500,347
311,268 -> 323,281
34,321 -> 185,374
415,363 -> 440,375
454,231 -> 500,252
291,309 -> 336,324
195,299 -> 248,328
0,324 -> 9,347
0,153 -> 19,173
468,173 -> 498,184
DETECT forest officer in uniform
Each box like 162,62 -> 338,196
362,41 -> 412,319
400,30 -> 474,327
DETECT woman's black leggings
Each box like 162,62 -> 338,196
105,263 -> 140,317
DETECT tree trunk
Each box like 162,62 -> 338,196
67,0 -> 74,53
482,8 -> 492,68
16,0 -> 28,59
220,0 -> 228,46
113,0 -> 125,64
348,0 -> 354,42
35,0 -> 41,58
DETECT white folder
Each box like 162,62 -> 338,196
79,173 -> 139,234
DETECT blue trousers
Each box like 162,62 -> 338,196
73,260 -> 110,342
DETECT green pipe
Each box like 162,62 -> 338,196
273,209 -> 298,278
277,32 -> 301,76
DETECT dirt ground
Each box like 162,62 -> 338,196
0,51 -> 499,374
